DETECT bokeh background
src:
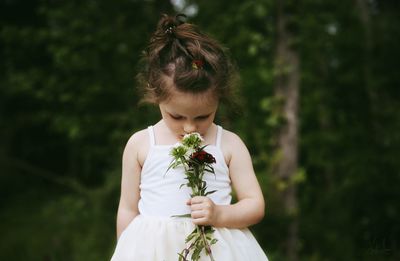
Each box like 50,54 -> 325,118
1,0 -> 399,260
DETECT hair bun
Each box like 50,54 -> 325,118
159,14 -> 187,35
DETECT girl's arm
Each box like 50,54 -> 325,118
115,131 -> 145,239
188,131 -> 265,229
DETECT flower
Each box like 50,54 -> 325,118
191,150 -> 216,164
167,133 -> 218,261
171,145 -> 189,159
182,132 -> 203,148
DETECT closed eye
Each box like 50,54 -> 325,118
196,115 -> 210,120
169,113 -> 211,120
170,114 -> 183,120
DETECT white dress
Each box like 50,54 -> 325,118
111,126 -> 268,261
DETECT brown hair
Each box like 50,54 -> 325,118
137,14 -> 238,107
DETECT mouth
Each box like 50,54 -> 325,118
179,133 -> 203,139
180,133 -> 204,139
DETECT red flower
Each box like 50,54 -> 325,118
191,150 -> 216,164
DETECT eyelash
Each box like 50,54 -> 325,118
171,115 -> 183,120
170,115 -> 209,120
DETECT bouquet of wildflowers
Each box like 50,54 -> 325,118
167,133 -> 218,261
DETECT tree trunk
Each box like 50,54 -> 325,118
274,1 -> 300,260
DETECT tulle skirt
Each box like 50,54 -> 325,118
111,215 -> 268,261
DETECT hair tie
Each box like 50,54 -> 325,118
165,25 -> 175,35
192,59 -> 204,70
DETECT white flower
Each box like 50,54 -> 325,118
182,132 -> 203,148
183,132 -> 203,141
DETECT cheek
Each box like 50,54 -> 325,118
165,119 -> 180,130
167,120 -> 185,135
200,118 -> 214,130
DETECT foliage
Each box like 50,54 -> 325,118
1,0 -> 171,260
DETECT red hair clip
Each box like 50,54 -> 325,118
192,59 -> 204,70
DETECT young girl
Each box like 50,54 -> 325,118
111,14 -> 268,261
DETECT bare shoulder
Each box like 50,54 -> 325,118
124,128 -> 150,167
126,128 -> 148,147
220,128 -> 249,166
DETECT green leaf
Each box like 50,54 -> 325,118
185,231 -> 197,243
191,247 -> 201,261
204,190 -> 217,196
172,213 -> 191,218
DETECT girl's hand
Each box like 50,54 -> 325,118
187,196 -> 218,226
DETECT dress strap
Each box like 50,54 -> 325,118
216,125 -> 223,148
147,126 -> 155,146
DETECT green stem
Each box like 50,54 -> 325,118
195,165 -> 201,195
199,226 -> 215,261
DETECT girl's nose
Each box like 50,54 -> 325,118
183,122 -> 196,134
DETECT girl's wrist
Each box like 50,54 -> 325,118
213,204 -> 225,227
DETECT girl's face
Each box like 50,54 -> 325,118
159,88 -> 218,140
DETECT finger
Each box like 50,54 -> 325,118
191,207 -> 213,220
190,203 -> 203,211
192,217 -> 210,226
190,196 -> 206,204
191,210 -> 205,219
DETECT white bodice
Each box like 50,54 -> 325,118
138,126 -> 232,217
